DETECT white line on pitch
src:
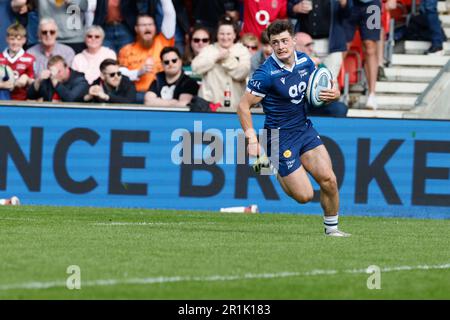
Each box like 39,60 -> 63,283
0,217 -> 38,222
0,263 -> 449,291
91,222 -> 217,226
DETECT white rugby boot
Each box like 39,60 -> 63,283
325,229 -> 351,237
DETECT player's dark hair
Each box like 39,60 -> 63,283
217,15 -> 240,42
160,46 -> 181,60
100,58 -> 119,72
266,19 -> 294,39
260,29 -> 270,45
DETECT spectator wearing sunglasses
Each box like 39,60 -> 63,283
84,58 -> 136,103
191,15 -> 251,111
72,26 -> 117,84
182,25 -> 211,81
37,0 -> 89,54
27,55 -> 89,102
27,18 -> 75,79
191,31 -> 211,46
144,46 -> 198,107
241,33 -> 260,56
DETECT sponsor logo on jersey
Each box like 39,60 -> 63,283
286,159 -> 296,169
296,57 -> 307,65
299,69 -> 308,78
20,57 -> 33,63
283,149 -> 292,158
280,77 -> 285,84
271,69 -> 282,75
288,81 -> 307,104
255,10 -> 270,25
16,64 -> 27,70
250,80 -> 261,90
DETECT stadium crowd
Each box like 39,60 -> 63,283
0,0 -> 445,112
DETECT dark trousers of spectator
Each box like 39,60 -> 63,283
103,23 -> 135,54
26,10 -> 40,49
136,91 -> 146,104
175,26 -> 186,55
308,101 -> 348,118
64,42 -> 87,54
420,0 -> 445,47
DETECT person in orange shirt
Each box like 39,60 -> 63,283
118,1 -> 176,102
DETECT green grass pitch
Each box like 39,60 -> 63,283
0,206 -> 449,299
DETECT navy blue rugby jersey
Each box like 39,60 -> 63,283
246,51 -> 316,130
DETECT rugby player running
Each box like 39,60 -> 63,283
237,19 -> 350,237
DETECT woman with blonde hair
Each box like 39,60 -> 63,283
71,25 -> 116,84
241,33 -> 260,56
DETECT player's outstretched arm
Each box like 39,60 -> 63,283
237,91 -> 263,156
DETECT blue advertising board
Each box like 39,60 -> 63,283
1,105 -> 449,218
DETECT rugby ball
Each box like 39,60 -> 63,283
0,64 -> 15,86
306,67 -> 332,107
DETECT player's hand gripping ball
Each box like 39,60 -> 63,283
306,67 -> 333,107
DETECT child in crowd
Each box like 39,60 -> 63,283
0,23 -> 35,100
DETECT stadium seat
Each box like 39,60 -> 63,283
381,2 -> 396,66
390,0 -> 421,27
338,49 -> 364,105
344,29 -> 364,84
382,1 -> 392,33
348,29 -> 363,59
342,51 -> 363,85
338,29 -> 365,104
